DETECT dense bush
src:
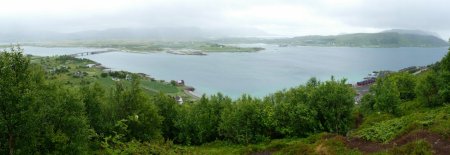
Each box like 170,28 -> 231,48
174,94 -> 231,145
371,77 -> 401,115
309,78 -> 355,134
109,71 -> 127,79
388,140 -> 433,155
219,95 -> 271,144
354,106 -> 449,142
100,72 -> 108,78
415,50 -> 450,107
0,47 -> 91,154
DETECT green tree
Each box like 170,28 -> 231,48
372,77 -> 401,115
265,86 -> 316,137
153,93 -> 179,140
437,50 -> 450,104
390,73 -> 416,101
173,103 -> 195,145
0,46 -> 43,155
173,93 -> 231,145
81,83 -> 106,133
360,93 -> 376,114
111,75 -> 162,141
23,85 -> 91,154
309,77 -> 355,134
219,95 -> 270,144
415,49 -> 450,107
191,94 -> 231,144
416,71 -> 442,107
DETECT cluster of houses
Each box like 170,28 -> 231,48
354,72 -> 380,103
103,69 -> 192,105
110,73 -> 133,81
354,71 -> 392,103
73,63 -> 100,78
48,65 -> 69,74
172,80 -> 197,104
176,80 -> 185,86
48,60 -> 194,105
86,64 -> 96,68
356,72 -> 378,86
73,71 -> 85,78
356,78 -> 376,86
173,80 -> 188,104
174,96 -> 183,104
399,66 -> 428,75
354,67 -> 427,103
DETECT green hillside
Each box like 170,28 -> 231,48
215,30 -> 448,48
272,32 -> 448,47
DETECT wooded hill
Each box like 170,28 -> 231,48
217,29 -> 449,48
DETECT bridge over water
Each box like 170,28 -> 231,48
66,50 -> 115,57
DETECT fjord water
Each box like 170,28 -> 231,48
23,45 -> 448,98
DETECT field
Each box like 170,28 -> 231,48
30,55 -> 196,100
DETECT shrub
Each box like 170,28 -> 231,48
101,72 -> 108,78
388,140 -> 433,155
354,106 -> 449,143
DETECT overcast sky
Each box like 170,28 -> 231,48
0,0 -> 449,38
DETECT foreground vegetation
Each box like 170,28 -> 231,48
0,45 -> 449,154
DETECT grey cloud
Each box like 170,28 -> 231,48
313,0 -> 450,38
0,0 -> 449,39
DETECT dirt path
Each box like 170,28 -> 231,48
344,130 -> 450,155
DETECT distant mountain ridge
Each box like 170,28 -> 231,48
0,27 -> 269,42
382,29 -> 440,37
268,30 -> 448,47
1,28 -> 447,47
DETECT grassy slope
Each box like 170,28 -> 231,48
175,134 -> 362,155
215,32 -> 448,48
274,32 -> 448,47
31,56 -> 194,100
168,104 -> 448,155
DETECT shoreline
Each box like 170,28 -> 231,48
166,50 -> 207,56
20,44 -> 442,101
95,60 -> 201,100
38,52 -> 202,101
184,90 -> 201,99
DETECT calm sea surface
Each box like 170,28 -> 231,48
22,45 -> 449,98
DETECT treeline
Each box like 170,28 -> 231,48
359,48 -> 450,116
0,46 -> 449,154
170,77 -> 355,145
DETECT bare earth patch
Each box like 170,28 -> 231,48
344,130 -> 450,155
